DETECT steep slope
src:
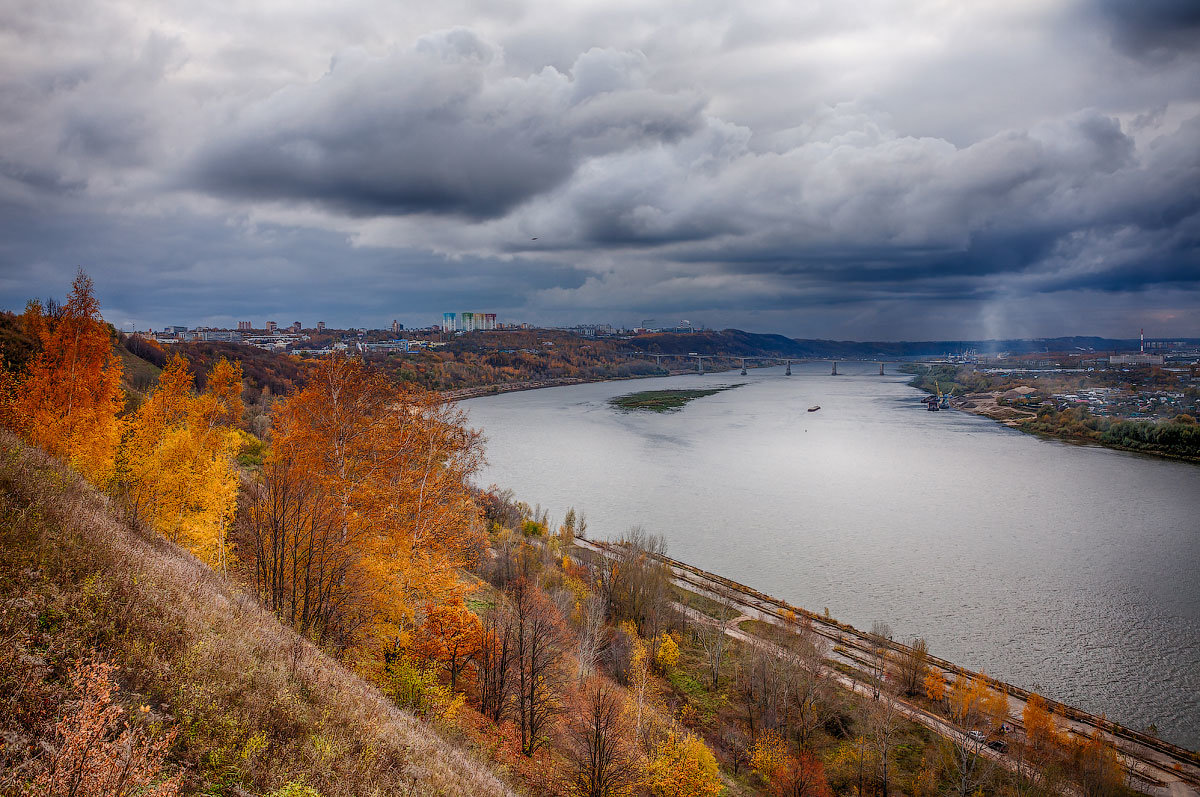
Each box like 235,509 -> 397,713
0,435 -> 515,797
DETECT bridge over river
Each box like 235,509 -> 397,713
625,350 -> 898,376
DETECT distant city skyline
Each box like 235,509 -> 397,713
1,1 -> 1197,338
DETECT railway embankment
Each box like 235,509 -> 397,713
575,536 -> 1200,797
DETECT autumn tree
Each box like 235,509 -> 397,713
568,679 -> 637,797
751,731 -> 833,797
262,355 -> 483,661
924,669 -> 947,705
1069,728 -> 1124,797
8,270 -> 123,485
642,731 -> 723,797
941,672 -> 1008,797
626,623 -> 654,745
124,354 -> 242,571
1022,693 -> 1061,751
411,597 -> 482,691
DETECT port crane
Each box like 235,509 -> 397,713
921,381 -> 955,411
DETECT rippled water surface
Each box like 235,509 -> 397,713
463,363 -> 1200,748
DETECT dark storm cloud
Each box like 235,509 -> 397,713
3,1 -> 1200,338
1093,0 -> 1200,60
0,200 -> 587,329
187,30 -> 705,219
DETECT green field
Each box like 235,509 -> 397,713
608,384 -> 744,412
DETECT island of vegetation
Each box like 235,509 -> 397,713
609,384 -> 745,413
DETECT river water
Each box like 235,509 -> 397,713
462,363 -> 1200,749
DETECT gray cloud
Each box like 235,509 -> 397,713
1,1 -> 1198,338
187,31 -> 705,219
1094,0 -> 1200,61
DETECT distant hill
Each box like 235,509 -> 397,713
622,329 -> 1200,359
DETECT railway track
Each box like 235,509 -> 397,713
575,537 -> 1200,796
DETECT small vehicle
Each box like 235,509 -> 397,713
967,730 -> 987,743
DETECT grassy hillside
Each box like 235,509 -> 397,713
0,435 -> 515,797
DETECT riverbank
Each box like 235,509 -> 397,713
574,536 -> 1200,794
904,365 -> 1200,463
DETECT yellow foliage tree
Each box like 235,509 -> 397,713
655,633 -> 680,673
948,672 -> 1008,730
924,670 -> 946,704
9,270 -> 124,485
1023,693 -> 1061,751
266,355 -> 483,664
124,354 -> 242,570
642,732 -> 722,797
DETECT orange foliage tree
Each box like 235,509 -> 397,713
751,731 -> 833,797
123,354 -> 243,571
7,270 -> 123,485
259,355 -> 483,661
411,597 -> 483,691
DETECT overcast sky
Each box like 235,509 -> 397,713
1,0 -> 1198,338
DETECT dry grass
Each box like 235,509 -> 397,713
0,434 -> 516,797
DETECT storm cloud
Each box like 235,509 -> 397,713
188,31 -> 706,219
0,0 -> 1197,337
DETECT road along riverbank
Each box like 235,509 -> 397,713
574,536 -> 1200,797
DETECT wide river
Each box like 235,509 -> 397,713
462,363 -> 1200,749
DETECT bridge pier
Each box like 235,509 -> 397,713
697,355 -> 705,374
785,360 -> 792,376
740,358 -> 747,376
831,361 -> 839,376
879,362 -> 885,375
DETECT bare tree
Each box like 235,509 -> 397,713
893,637 -> 930,697
868,680 -> 904,797
510,578 -> 567,756
699,590 -> 737,688
786,617 -> 832,749
238,459 -> 364,649
601,527 -> 675,639
867,621 -> 892,700
568,679 -> 637,797
576,592 -> 607,684
477,605 -> 514,723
